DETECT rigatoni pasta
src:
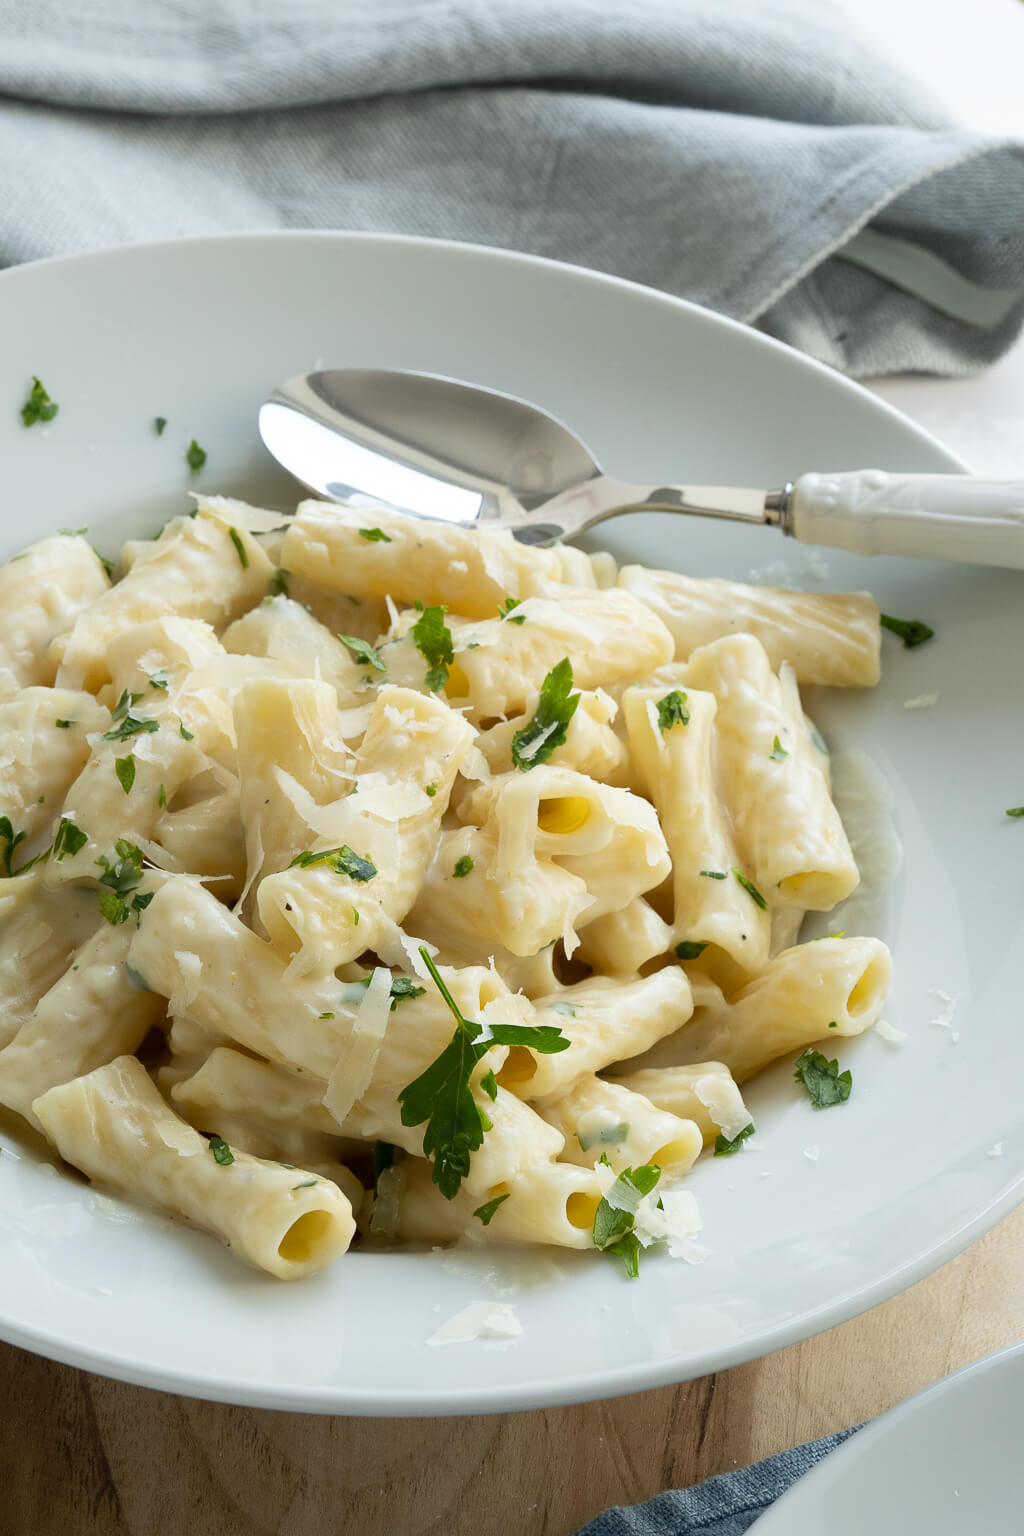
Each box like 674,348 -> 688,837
0,493 -> 892,1281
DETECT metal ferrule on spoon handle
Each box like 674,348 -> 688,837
785,470 -> 1024,568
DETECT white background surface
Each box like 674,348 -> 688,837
843,0 -> 1024,472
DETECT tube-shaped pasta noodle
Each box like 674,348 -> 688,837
476,689 -> 629,784
685,635 -> 859,913
498,969 -> 694,1103
406,826 -> 592,960
223,595 -> 365,700
152,778 -> 247,895
32,1057 -> 356,1279
0,875 -> 103,1049
256,685 -> 474,971
434,589 -> 673,720
625,936 -> 891,1082
573,899 -> 674,976
540,1076 -> 703,1176
607,1063 -> 752,1147
170,1046 -> 338,1137
617,565 -> 881,687
281,499 -> 567,618
105,617 -> 225,704
0,905 -> 165,1130
458,1087 -> 565,1200
388,1154 -> 612,1251
0,687 -> 109,849
622,685 -> 771,972
53,505 -> 274,689
0,534 -> 110,700
232,676 -> 353,913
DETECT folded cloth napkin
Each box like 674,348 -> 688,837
575,1426 -> 862,1535
1,0 -> 1023,377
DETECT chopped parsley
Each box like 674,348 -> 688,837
0,817 -> 26,877
511,657 -> 580,771
714,1122 -> 756,1156
452,855 -> 474,878
94,839 -> 150,925
388,976 -> 426,1009
114,756 -> 136,795
92,546 -> 115,580
410,605 -> 453,693
480,1068 -> 498,1101
498,598 -> 526,624
338,634 -> 385,672
148,672 -> 169,692
270,567 -> 290,596
179,721 -> 194,740
674,940 -> 706,961
699,869 -> 726,880
54,719 -> 73,729
592,1163 -> 662,1279
292,1180 -> 318,1190
656,690 -> 690,734
473,1193 -> 510,1226
53,817 -> 88,861
769,735 -> 788,761
208,1135 -> 234,1166
101,712 -> 159,743
880,613 -> 933,649
21,376 -> 58,427
732,867 -> 768,910
793,1048 -> 852,1108
112,689 -> 144,721
358,527 -> 392,542
577,1121 -> 629,1152
228,526 -> 249,568
1006,807 -> 1024,818
425,782 -> 437,797
185,438 -> 207,475
398,948 -> 568,1199
372,1140 -> 396,1191
289,845 -> 377,882
318,1012 -> 335,1020
154,416 -> 167,435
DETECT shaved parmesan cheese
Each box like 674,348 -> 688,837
903,693 -> 938,710
323,966 -> 392,1124
168,950 -> 203,1015
929,991 -> 959,1030
693,1073 -> 751,1143
803,1145 -> 820,1163
428,1300 -> 523,1345
194,495 -> 288,534
987,1143 -> 1003,1158
875,1017 -> 906,1047
634,1188 -> 707,1262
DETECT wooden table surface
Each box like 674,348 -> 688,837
2,1204 -> 1021,1536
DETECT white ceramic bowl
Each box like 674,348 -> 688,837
1,233 -> 1021,1414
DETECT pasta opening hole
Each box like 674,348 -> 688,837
445,662 -> 469,698
497,1047 -> 537,1088
565,1191 -> 601,1230
278,1209 -> 335,1265
847,956 -> 886,1018
650,1137 -> 697,1172
537,796 -> 591,836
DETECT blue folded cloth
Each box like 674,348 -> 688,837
0,0 -> 1022,376
575,1426 -> 862,1535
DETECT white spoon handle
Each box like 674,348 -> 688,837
790,471 -> 1024,568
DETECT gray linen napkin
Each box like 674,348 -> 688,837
575,1426 -> 862,1535
1,0 -> 1022,376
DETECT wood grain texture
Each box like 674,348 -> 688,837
1,1207 -> 1022,1536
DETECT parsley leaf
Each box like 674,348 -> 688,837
112,689 -> 144,722
179,721 -> 194,740
358,527 -> 391,543
101,713 -> 159,743
411,605 -> 453,693
115,756 -> 136,795
289,845 -> 377,882
699,869 -> 726,880
793,1048 -> 852,1108
511,658 -> 580,771
148,672 -> 169,692
53,817 -> 88,861
92,840 -> 150,923
154,416 -> 167,435
452,855 -> 474,878
473,1193 -> 510,1226
269,567 -> 289,596
592,1163 -> 661,1278
732,867 -> 768,910
372,1140 -> 396,1191
208,1135 -> 234,1166
656,690 -> 690,733
1006,807 -> 1024,818
0,817 -> 27,877
425,782 -> 437,797
498,598 -> 526,625
770,735 -> 788,761
480,1068 -> 498,1101
338,634 -> 386,672
880,613 -> 933,649
21,376 -> 58,427
54,719 -> 73,728
714,1122 -> 756,1156
186,439 -> 207,475
388,976 -> 426,1009
399,947 -> 567,1199
674,940 -> 706,960
228,527 -> 249,568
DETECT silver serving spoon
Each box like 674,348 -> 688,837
259,369 -> 1024,567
